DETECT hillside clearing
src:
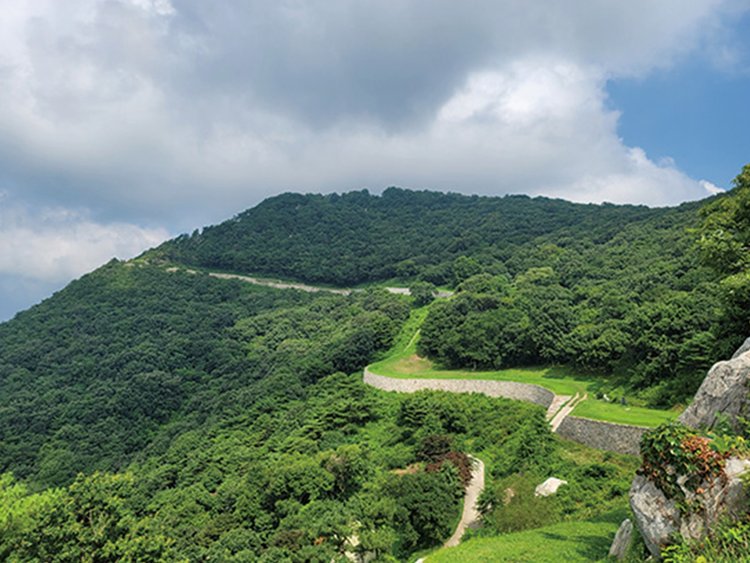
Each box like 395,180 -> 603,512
368,308 -> 677,428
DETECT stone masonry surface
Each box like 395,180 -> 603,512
363,368 -> 555,409
556,416 -> 646,456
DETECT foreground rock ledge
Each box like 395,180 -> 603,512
630,338 -> 750,558
678,338 -> 750,432
630,458 -> 750,558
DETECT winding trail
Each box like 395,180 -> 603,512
445,456 -> 485,548
207,271 -> 352,294
166,265 -> 454,298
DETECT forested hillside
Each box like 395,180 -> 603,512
0,263 -> 407,486
2,176 -> 750,561
157,188 -> 733,404
157,188 -> 698,288
1,260 -> 621,561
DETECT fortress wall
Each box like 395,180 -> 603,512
363,368 -> 555,409
555,415 -> 647,456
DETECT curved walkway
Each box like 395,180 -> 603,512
550,393 -> 587,432
445,456 -> 485,548
208,271 -> 352,295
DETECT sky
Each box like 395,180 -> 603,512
1,0 -> 749,321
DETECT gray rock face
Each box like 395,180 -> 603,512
629,475 -> 680,557
679,343 -> 750,432
732,337 -> 750,359
608,519 -> 633,560
630,339 -> 750,558
630,459 -> 750,558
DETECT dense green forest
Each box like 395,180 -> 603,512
3,169 -> 750,560
157,187 -> 737,405
0,261 -> 632,561
157,188 -> 699,288
0,263 -> 408,486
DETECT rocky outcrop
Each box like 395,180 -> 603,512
679,342 -> 750,432
629,475 -> 680,557
732,337 -> 750,359
630,458 -> 750,558
630,339 -> 750,559
608,519 -> 633,560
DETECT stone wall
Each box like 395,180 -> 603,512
363,368 -> 555,409
556,415 -> 646,456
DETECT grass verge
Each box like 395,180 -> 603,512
425,509 -> 627,563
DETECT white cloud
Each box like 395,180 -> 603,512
0,1 -> 743,224
0,204 -> 169,282
700,179 -> 726,195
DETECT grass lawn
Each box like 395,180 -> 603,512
368,308 -> 678,428
425,509 -> 627,563
572,397 -> 677,427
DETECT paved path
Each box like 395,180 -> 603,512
550,393 -> 587,432
545,393 -> 572,420
208,272 -> 352,295
445,456 -> 485,547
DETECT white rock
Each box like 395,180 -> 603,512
629,475 -> 680,557
534,477 -> 568,497
630,338 -> 750,559
630,458 -> 750,558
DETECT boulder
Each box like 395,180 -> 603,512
608,518 -> 633,560
629,338 -> 750,558
679,342 -> 750,432
629,451 -> 750,558
629,475 -> 680,557
534,477 -> 567,497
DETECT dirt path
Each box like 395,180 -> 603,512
167,267 -> 454,298
444,456 -> 485,548
207,272 -> 352,295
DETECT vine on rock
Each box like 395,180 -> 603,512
639,423 -> 738,512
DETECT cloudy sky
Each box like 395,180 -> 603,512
1,0 -> 749,320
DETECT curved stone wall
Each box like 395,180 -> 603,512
363,368 -> 555,409
556,415 -> 646,456
364,368 -> 648,456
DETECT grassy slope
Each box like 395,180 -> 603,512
369,307 -> 677,428
426,509 -> 627,563
423,434 -> 639,562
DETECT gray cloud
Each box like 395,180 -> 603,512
0,1 -> 739,218
0,197 -> 168,281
